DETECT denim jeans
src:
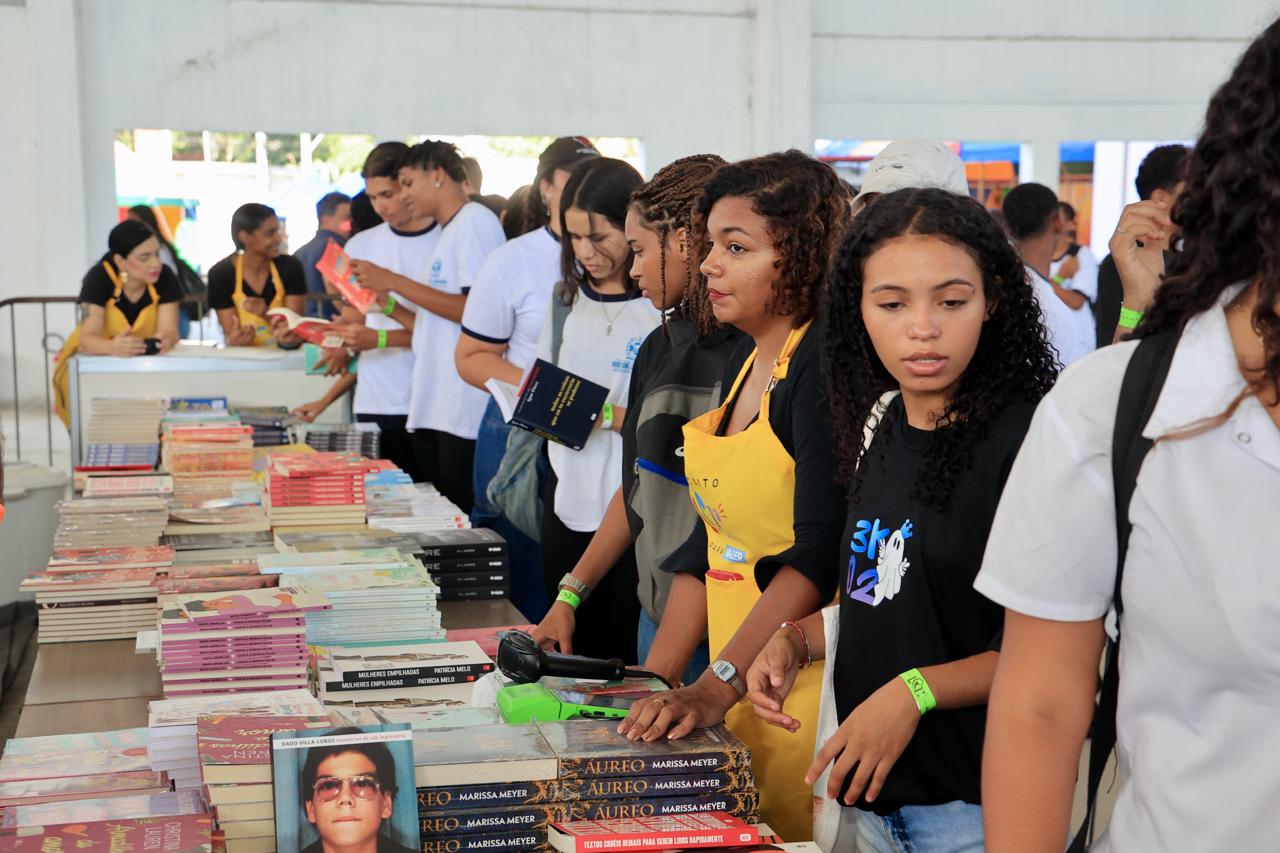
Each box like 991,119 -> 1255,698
635,608 -> 710,687
471,398 -> 510,528
832,800 -> 984,853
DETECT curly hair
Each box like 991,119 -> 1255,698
823,188 -> 1060,509
630,154 -> 727,337
397,140 -> 468,184
697,150 -> 853,326
1138,16 -> 1280,421
557,158 -> 645,305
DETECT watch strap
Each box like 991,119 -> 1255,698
558,573 -> 590,602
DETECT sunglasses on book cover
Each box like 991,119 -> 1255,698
313,774 -> 384,801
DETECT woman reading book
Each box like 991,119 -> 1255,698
207,203 -> 308,347
52,220 -> 182,427
617,150 -> 851,841
745,188 -> 1057,850
531,154 -> 742,686
535,157 -> 661,664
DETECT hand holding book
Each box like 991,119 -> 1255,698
315,239 -> 378,312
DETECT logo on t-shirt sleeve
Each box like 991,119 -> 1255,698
846,517 -> 914,607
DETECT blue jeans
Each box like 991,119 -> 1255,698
471,398 -> 509,528
833,800 -> 984,853
636,609 -> 709,687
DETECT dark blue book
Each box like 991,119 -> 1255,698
488,359 -> 609,451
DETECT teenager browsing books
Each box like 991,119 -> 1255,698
618,151 -> 852,842
977,19 -> 1280,851
207,204 -> 308,348
745,188 -> 1057,851
531,154 -> 740,688
536,157 -> 661,663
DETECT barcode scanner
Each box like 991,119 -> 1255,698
496,630 -> 671,688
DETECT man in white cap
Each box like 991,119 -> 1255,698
852,138 -> 970,215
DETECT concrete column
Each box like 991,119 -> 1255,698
751,0 -> 812,156
1027,137 -> 1062,191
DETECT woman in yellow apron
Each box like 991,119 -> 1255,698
52,221 -> 181,427
619,151 -> 853,841
206,203 -> 308,347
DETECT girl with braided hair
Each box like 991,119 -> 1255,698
531,154 -> 743,687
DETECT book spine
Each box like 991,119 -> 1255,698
565,826 -> 755,850
418,803 -> 565,838
336,663 -> 494,684
416,780 -> 556,812
323,672 -> 481,691
568,791 -> 761,822
416,546 -> 507,559
436,587 -> 509,601
557,769 -> 755,801
556,749 -> 751,779
418,831 -> 546,853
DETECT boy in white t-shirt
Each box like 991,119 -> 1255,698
291,142 -> 437,479
354,140 -> 505,512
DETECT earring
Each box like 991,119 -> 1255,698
120,270 -> 129,285
435,180 -> 442,188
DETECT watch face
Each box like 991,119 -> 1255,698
712,660 -> 736,681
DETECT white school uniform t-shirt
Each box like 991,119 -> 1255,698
536,286 -> 662,532
460,226 -> 560,371
405,202 -> 506,439
974,285 -> 1280,853
343,222 -> 440,416
1026,265 -> 1093,368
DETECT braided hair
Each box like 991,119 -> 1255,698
630,154 -> 727,337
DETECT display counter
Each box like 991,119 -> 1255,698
68,344 -> 351,464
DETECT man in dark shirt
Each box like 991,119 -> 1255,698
1095,144 -> 1188,346
294,192 -> 352,318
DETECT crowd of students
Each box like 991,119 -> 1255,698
57,16 -> 1280,850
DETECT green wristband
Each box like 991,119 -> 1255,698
377,329 -> 388,350
556,588 -> 581,610
1118,305 -> 1143,330
900,668 -> 936,715
382,293 -> 398,316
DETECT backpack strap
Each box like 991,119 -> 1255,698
1070,328 -> 1179,852
549,287 -> 572,365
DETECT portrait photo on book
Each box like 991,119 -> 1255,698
270,724 -> 419,853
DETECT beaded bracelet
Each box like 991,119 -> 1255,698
781,620 -> 812,669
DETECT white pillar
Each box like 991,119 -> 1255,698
751,0 -> 812,156
1027,138 -> 1061,191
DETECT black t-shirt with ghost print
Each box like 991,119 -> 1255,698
833,394 -> 1034,814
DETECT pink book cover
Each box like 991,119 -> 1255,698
166,564 -> 261,580
159,640 -> 308,657
315,239 -> 377,313
163,683 -> 308,698
164,672 -> 305,688
1,813 -> 213,852
2,728 -> 149,757
0,747 -> 151,783
2,789 -> 205,829
174,588 -> 330,622
196,715 -> 331,768
154,576 -> 278,595
159,613 -> 306,634
0,771 -> 169,808
161,654 -> 307,674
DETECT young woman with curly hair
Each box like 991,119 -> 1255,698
531,155 -> 743,687
619,150 -> 852,841
977,17 -> 1280,853
743,188 -> 1056,851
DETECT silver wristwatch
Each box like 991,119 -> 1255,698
710,658 -> 746,699
558,573 -> 590,602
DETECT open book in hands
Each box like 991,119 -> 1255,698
265,308 -> 344,348
484,359 -> 609,451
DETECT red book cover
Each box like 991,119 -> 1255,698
197,714 -> 331,769
154,576 -> 278,595
47,546 -> 174,570
1,812 -> 213,852
315,238 -> 377,313
22,569 -> 157,590
549,812 -> 759,852
2,789 -> 206,829
0,748 -> 152,783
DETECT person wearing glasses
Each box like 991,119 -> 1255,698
299,738 -> 415,853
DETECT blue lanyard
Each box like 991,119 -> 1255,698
635,456 -> 686,486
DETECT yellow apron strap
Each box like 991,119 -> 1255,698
268,260 -> 285,309
233,254 -> 279,345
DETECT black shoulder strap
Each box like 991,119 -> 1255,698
1071,329 -> 1179,852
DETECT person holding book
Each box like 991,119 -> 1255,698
531,154 -> 740,687
355,140 -> 505,511
536,157 -> 661,664
454,136 -> 600,620
207,203 -> 308,347
617,151 -> 851,842
299,735 -> 415,853
743,188 -> 1057,850
292,142 -> 439,481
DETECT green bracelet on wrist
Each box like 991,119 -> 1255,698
555,588 -> 581,610
377,329 -> 388,350
899,668 -> 936,715
383,293 -> 398,316
1118,305 -> 1144,330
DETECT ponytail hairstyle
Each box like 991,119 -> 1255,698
1137,15 -> 1280,426
630,154 -> 726,337
107,220 -> 158,265
230,203 -> 277,251
823,188 -> 1058,509
557,158 -> 645,305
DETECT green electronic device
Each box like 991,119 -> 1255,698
496,677 -> 667,724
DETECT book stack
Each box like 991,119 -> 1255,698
256,549 -> 444,645
314,639 -> 491,712
83,396 -> 167,464
146,689 -> 327,790
1,789 -> 207,832
411,528 -> 511,602
1,813 -> 213,853
548,813 -> 768,852
154,562 -> 279,595
366,482 -> 470,534
155,586 -> 330,698
234,406 -> 298,448
162,422 -> 257,482
54,496 -> 170,549
412,719 -> 759,852
266,451 -> 369,528
21,566 -> 158,644
303,422 -> 381,458
167,491 -> 271,538
82,443 -> 159,468
273,527 -> 419,554
82,472 -> 173,498
196,713 -> 332,852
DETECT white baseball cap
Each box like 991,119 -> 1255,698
855,139 -> 969,200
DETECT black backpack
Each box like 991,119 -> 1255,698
1070,328 -> 1180,851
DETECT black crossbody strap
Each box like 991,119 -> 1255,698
1069,329 -> 1179,852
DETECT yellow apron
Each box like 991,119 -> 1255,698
681,321 -> 823,842
231,254 -> 285,347
53,262 -> 160,429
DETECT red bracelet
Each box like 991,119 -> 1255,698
781,621 -> 811,669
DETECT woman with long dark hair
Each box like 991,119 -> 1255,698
745,188 -> 1056,850
207,203 -> 308,347
977,17 -> 1280,852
